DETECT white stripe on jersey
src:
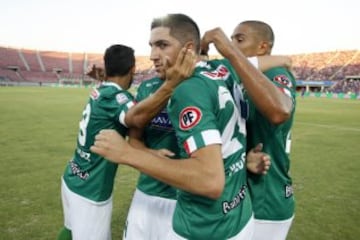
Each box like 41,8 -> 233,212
283,88 -> 292,98
202,129 -> 222,146
126,101 -> 135,109
119,111 -> 127,127
185,129 -> 221,154
119,101 -> 135,127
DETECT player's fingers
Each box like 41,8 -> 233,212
160,149 -> 175,157
200,31 -> 211,55
181,48 -> 196,73
94,130 -> 113,146
262,155 -> 271,171
253,143 -> 263,153
178,47 -> 188,65
95,131 -> 107,141
90,145 -> 105,156
163,55 -> 171,70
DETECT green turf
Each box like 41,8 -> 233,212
0,87 -> 359,239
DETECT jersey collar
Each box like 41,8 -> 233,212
101,81 -> 123,90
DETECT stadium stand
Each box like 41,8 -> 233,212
0,47 -> 27,71
21,48 -> 43,72
40,51 -> 70,73
70,52 -> 86,74
291,50 -> 359,81
0,46 -> 359,92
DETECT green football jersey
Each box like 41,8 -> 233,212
167,61 -> 252,239
246,67 -> 297,220
63,82 -> 135,202
135,77 -> 180,199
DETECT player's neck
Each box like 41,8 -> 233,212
107,76 -> 131,90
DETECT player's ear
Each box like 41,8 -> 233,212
184,41 -> 195,51
257,41 -> 270,55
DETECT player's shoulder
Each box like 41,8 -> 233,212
174,61 -> 226,96
194,59 -> 232,82
265,67 -> 296,88
264,66 -> 292,77
138,76 -> 162,88
92,82 -> 132,101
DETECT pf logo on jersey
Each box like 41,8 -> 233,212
179,107 -> 202,130
273,75 -> 292,88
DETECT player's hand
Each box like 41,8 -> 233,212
201,28 -> 235,59
246,143 -> 271,175
90,129 -> 131,164
164,47 -> 197,88
151,149 -> 175,159
86,64 -> 105,81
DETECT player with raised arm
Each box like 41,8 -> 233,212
231,20 -> 297,240
90,14 -> 292,239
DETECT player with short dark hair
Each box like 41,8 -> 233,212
57,43 -> 195,240
231,20 -> 297,240
121,13 -> 291,240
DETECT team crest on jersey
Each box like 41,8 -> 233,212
200,65 -> 230,80
273,75 -> 292,88
179,107 -> 202,130
116,93 -> 129,104
90,89 -> 100,100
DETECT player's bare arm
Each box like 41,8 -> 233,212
128,128 -> 175,158
125,47 -> 196,129
246,143 -> 271,175
257,55 -> 292,72
201,28 -> 293,125
91,129 -> 225,199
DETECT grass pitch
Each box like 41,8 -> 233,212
0,87 -> 359,239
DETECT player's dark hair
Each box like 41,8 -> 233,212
151,13 -> 201,54
242,20 -> 275,50
104,44 -> 135,77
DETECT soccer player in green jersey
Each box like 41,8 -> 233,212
123,21 -> 293,240
57,44 -> 196,240
91,14 -> 292,240
79,52 -> 283,240
231,20 -> 297,240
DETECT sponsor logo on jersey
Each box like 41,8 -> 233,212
76,147 -> 91,161
145,80 -> 160,88
222,185 -> 247,214
273,74 -> 292,88
150,110 -> 174,130
116,93 -> 129,105
200,65 -> 230,80
179,107 -> 202,130
90,89 -> 100,100
228,152 -> 246,176
273,75 -> 292,98
69,160 -> 89,180
285,185 -> 293,198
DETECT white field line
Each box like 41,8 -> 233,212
295,121 -> 360,132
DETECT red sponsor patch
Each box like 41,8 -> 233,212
273,75 -> 292,88
179,107 -> 202,130
200,65 -> 230,80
